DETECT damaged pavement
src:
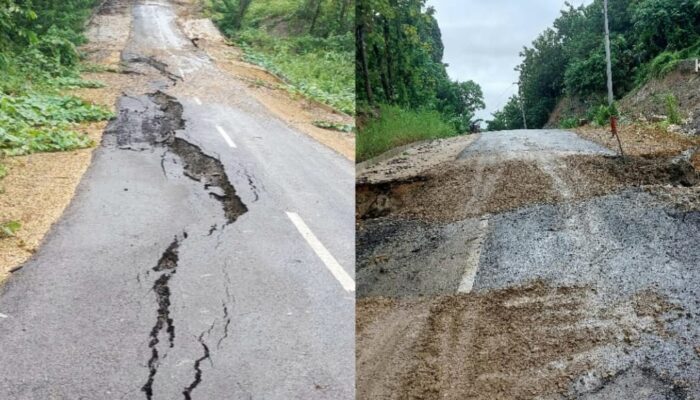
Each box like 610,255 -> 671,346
356,129 -> 700,399
0,0 -> 354,399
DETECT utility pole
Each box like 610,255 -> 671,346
603,0 -> 625,157
517,82 -> 527,129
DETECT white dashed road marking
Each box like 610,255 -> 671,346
286,212 -> 355,292
457,217 -> 489,293
216,125 -> 237,148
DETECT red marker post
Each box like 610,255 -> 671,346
610,115 -> 625,158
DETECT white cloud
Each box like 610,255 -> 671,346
428,0 -> 593,120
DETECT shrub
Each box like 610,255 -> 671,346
664,93 -> 682,125
591,103 -> 619,127
560,117 -> 579,129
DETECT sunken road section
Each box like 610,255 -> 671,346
103,88 -> 248,399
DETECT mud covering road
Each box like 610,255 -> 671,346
357,130 -> 700,399
0,1 -> 354,399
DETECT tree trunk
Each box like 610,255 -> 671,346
309,0 -> 322,35
357,21 -> 373,104
233,0 -> 252,30
382,17 -> 394,100
374,45 -> 391,100
337,0 -> 350,33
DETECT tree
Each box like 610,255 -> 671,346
491,0 -> 700,129
356,0 -> 484,128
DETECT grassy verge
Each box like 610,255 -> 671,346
357,105 -> 458,162
207,0 -> 354,115
0,1 -> 114,235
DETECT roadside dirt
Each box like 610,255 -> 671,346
357,281 -> 687,400
0,123 -> 106,279
171,0 -> 355,160
575,123 -> 700,158
0,0 -> 133,280
357,153 -> 698,223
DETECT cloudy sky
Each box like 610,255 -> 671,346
427,0 -> 592,121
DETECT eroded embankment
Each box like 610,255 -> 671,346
356,154 -> 699,222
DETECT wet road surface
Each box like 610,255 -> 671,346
0,1 -> 354,399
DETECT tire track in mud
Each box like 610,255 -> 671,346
357,281 -> 686,400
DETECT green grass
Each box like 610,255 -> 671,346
0,220 -> 21,238
665,93 -> 682,125
635,39 -> 700,85
207,0 -> 354,115
234,30 -> 354,114
357,105 -> 458,162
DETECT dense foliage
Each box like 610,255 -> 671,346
208,0 -> 355,114
0,0 -> 112,159
356,0 -> 484,160
489,0 -> 700,130
357,0 -> 484,133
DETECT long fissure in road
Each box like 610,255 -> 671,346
103,49 -> 250,397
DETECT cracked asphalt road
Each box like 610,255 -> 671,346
0,1 -> 354,399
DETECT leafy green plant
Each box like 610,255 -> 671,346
560,117 -> 579,129
657,119 -> 671,131
0,94 -> 111,155
49,76 -> 106,89
0,220 -> 21,238
664,93 -> 682,125
592,103 -> 619,127
312,120 -> 354,132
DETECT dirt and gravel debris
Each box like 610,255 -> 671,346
357,135 -> 478,184
357,281 -> 689,400
357,130 -> 700,397
356,155 -> 700,222
575,123 -> 700,158
357,153 -> 699,223
357,159 -> 558,222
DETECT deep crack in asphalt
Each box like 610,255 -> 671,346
142,235 -> 182,399
182,333 -> 212,400
103,53 -> 249,398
